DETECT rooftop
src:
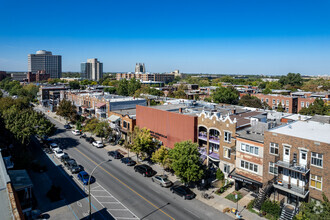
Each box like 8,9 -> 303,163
269,120 -> 330,144
0,154 -> 13,220
8,170 -> 33,191
112,108 -> 137,119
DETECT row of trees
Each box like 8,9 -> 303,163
0,78 -> 39,101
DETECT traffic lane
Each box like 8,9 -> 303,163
47,115 -> 231,220
31,137 -> 111,220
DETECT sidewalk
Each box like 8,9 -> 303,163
41,105 -> 264,220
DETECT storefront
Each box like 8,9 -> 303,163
229,169 -> 263,193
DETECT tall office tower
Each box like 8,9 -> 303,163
81,58 -> 103,81
135,63 -> 145,73
28,50 -> 62,78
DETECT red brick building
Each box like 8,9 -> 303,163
27,71 -> 50,83
253,94 -> 298,113
136,105 -> 198,149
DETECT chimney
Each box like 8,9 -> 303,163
232,108 -> 236,114
179,108 -> 182,113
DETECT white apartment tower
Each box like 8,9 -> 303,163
81,58 -> 103,81
28,50 -> 62,78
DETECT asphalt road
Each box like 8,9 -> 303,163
38,107 -> 232,220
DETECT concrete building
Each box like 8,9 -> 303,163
28,50 -> 62,78
116,72 -> 175,84
135,63 -> 145,73
81,58 -> 103,81
9,73 -> 27,82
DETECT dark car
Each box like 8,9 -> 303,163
170,185 -> 196,200
134,164 -> 154,177
68,161 -> 81,174
60,154 -> 71,163
77,171 -> 95,185
63,159 -> 76,167
64,124 -> 72,129
86,137 -> 96,144
120,157 -> 136,166
108,150 -> 124,159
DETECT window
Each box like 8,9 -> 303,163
123,121 -> 127,128
269,162 -> 278,175
311,152 -> 323,167
306,102 -> 309,107
241,143 -> 259,156
270,142 -> 279,155
127,123 -> 130,130
310,174 -> 322,190
273,99 -> 275,104
240,160 -> 258,173
261,98 -> 264,102
286,100 -> 289,106
301,101 -> 304,107
266,98 -> 269,103
224,131 -> 231,143
224,148 -> 231,159
224,164 -> 230,174
282,100 -> 284,105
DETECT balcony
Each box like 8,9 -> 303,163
275,159 -> 310,174
198,132 -> 207,141
273,177 -> 309,199
209,135 -> 220,144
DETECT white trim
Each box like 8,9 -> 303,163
282,144 -> 292,148
298,147 -> 309,152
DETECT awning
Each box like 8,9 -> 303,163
108,115 -> 121,122
96,102 -> 106,108
229,169 -> 263,187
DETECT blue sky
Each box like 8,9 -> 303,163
0,0 -> 329,75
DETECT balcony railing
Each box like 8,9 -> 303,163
198,132 -> 207,141
273,176 -> 309,198
275,159 -> 310,174
209,135 -> 220,143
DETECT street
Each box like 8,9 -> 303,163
37,106 -> 232,220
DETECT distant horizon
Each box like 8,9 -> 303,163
1,0 -> 330,76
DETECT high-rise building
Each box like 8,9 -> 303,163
28,50 -> 62,78
81,58 -> 103,81
135,63 -> 145,73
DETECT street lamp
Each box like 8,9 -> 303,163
88,159 -> 111,220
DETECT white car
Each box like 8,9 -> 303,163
92,141 -> 104,148
50,143 -> 60,152
54,149 -> 66,158
72,130 -> 81,136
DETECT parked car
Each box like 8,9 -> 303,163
64,124 -> 72,129
108,150 -> 124,159
77,171 -> 95,185
92,141 -> 104,148
54,149 -> 66,158
44,148 -> 53,154
60,154 -> 71,163
134,164 -> 154,177
68,161 -> 82,174
152,175 -> 173,187
72,130 -> 81,136
50,143 -> 60,152
120,157 -> 136,166
63,159 -> 76,167
170,185 -> 196,200
86,137 -> 96,143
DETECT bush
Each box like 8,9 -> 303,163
216,169 -> 225,181
261,199 -> 281,219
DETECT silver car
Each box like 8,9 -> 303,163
152,175 -> 173,187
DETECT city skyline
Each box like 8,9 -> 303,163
0,0 -> 330,75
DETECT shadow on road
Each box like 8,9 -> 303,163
140,202 -> 171,220
81,208 -> 115,220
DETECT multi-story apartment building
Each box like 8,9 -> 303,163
108,108 -> 136,141
116,72 -> 175,83
263,121 -> 330,206
27,70 -> 50,83
28,50 -> 62,78
81,58 -> 103,81
253,94 -> 298,113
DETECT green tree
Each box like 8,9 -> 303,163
169,140 -> 204,184
131,127 -> 156,161
127,78 -> 141,96
84,118 -> 99,137
151,146 -> 170,174
117,79 -> 129,96
69,80 -> 80,90
104,87 -> 116,94
238,95 -> 263,108
294,193 -> 330,220
173,89 -> 187,99
212,86 -> 239,104
279,73 -> 303,87
277,102 -> 285,112
299,98 -> 330,116
94,121 -> 112,143
0,90 -> 2,98
262,88 -> 272,94
56,99 -> 78,122
216,169 -> 225,181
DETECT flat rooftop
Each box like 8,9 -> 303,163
0,153 -> 13,220
113,108 -> 137,118
269,120 -> 330,143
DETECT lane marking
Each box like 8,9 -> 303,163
74,148 -> 175,220
184,208 -> 200,219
